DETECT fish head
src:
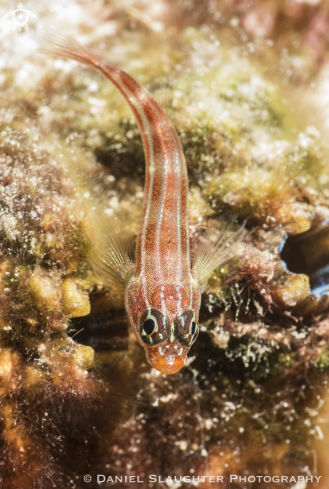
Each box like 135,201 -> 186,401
141,307 -> 200,374
125,280 -> 201,374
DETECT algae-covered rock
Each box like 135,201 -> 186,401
1,0 -> 329,488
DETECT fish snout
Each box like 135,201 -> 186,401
145,349 -> 187,375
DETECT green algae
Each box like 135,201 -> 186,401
314,350 -> 329,372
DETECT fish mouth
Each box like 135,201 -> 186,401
145,351 -> 187,375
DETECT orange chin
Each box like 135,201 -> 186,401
146,350 -> 187,375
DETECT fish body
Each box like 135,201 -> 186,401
43,34 -> 243,374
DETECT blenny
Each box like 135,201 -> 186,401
42,34 -> 244,374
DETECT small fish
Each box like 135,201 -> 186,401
42,33 -> 244,374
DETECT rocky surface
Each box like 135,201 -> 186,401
1,0 -> 329,488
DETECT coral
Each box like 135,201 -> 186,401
1,0 -> 329,488
0,104 -> 102,488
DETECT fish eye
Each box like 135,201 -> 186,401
139,309 -> 167,346
191,321 -> 197,336
142,318 -> 156,336
176,310 -> 199,346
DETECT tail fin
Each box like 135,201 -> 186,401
39,29 -> 104,69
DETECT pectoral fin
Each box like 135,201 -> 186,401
85,209 -> 136,299
191,216 -> 246,291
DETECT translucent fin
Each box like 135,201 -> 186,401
85,207 -> 136,298
191,216 -> 246,290
39,29 -> 104,69
148,78 -> 173,118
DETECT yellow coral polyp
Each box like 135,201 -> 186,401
61,278 -> 91,317
28,268 -> 61,312
274,274 -> 310,308
72,345 -> 95,370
